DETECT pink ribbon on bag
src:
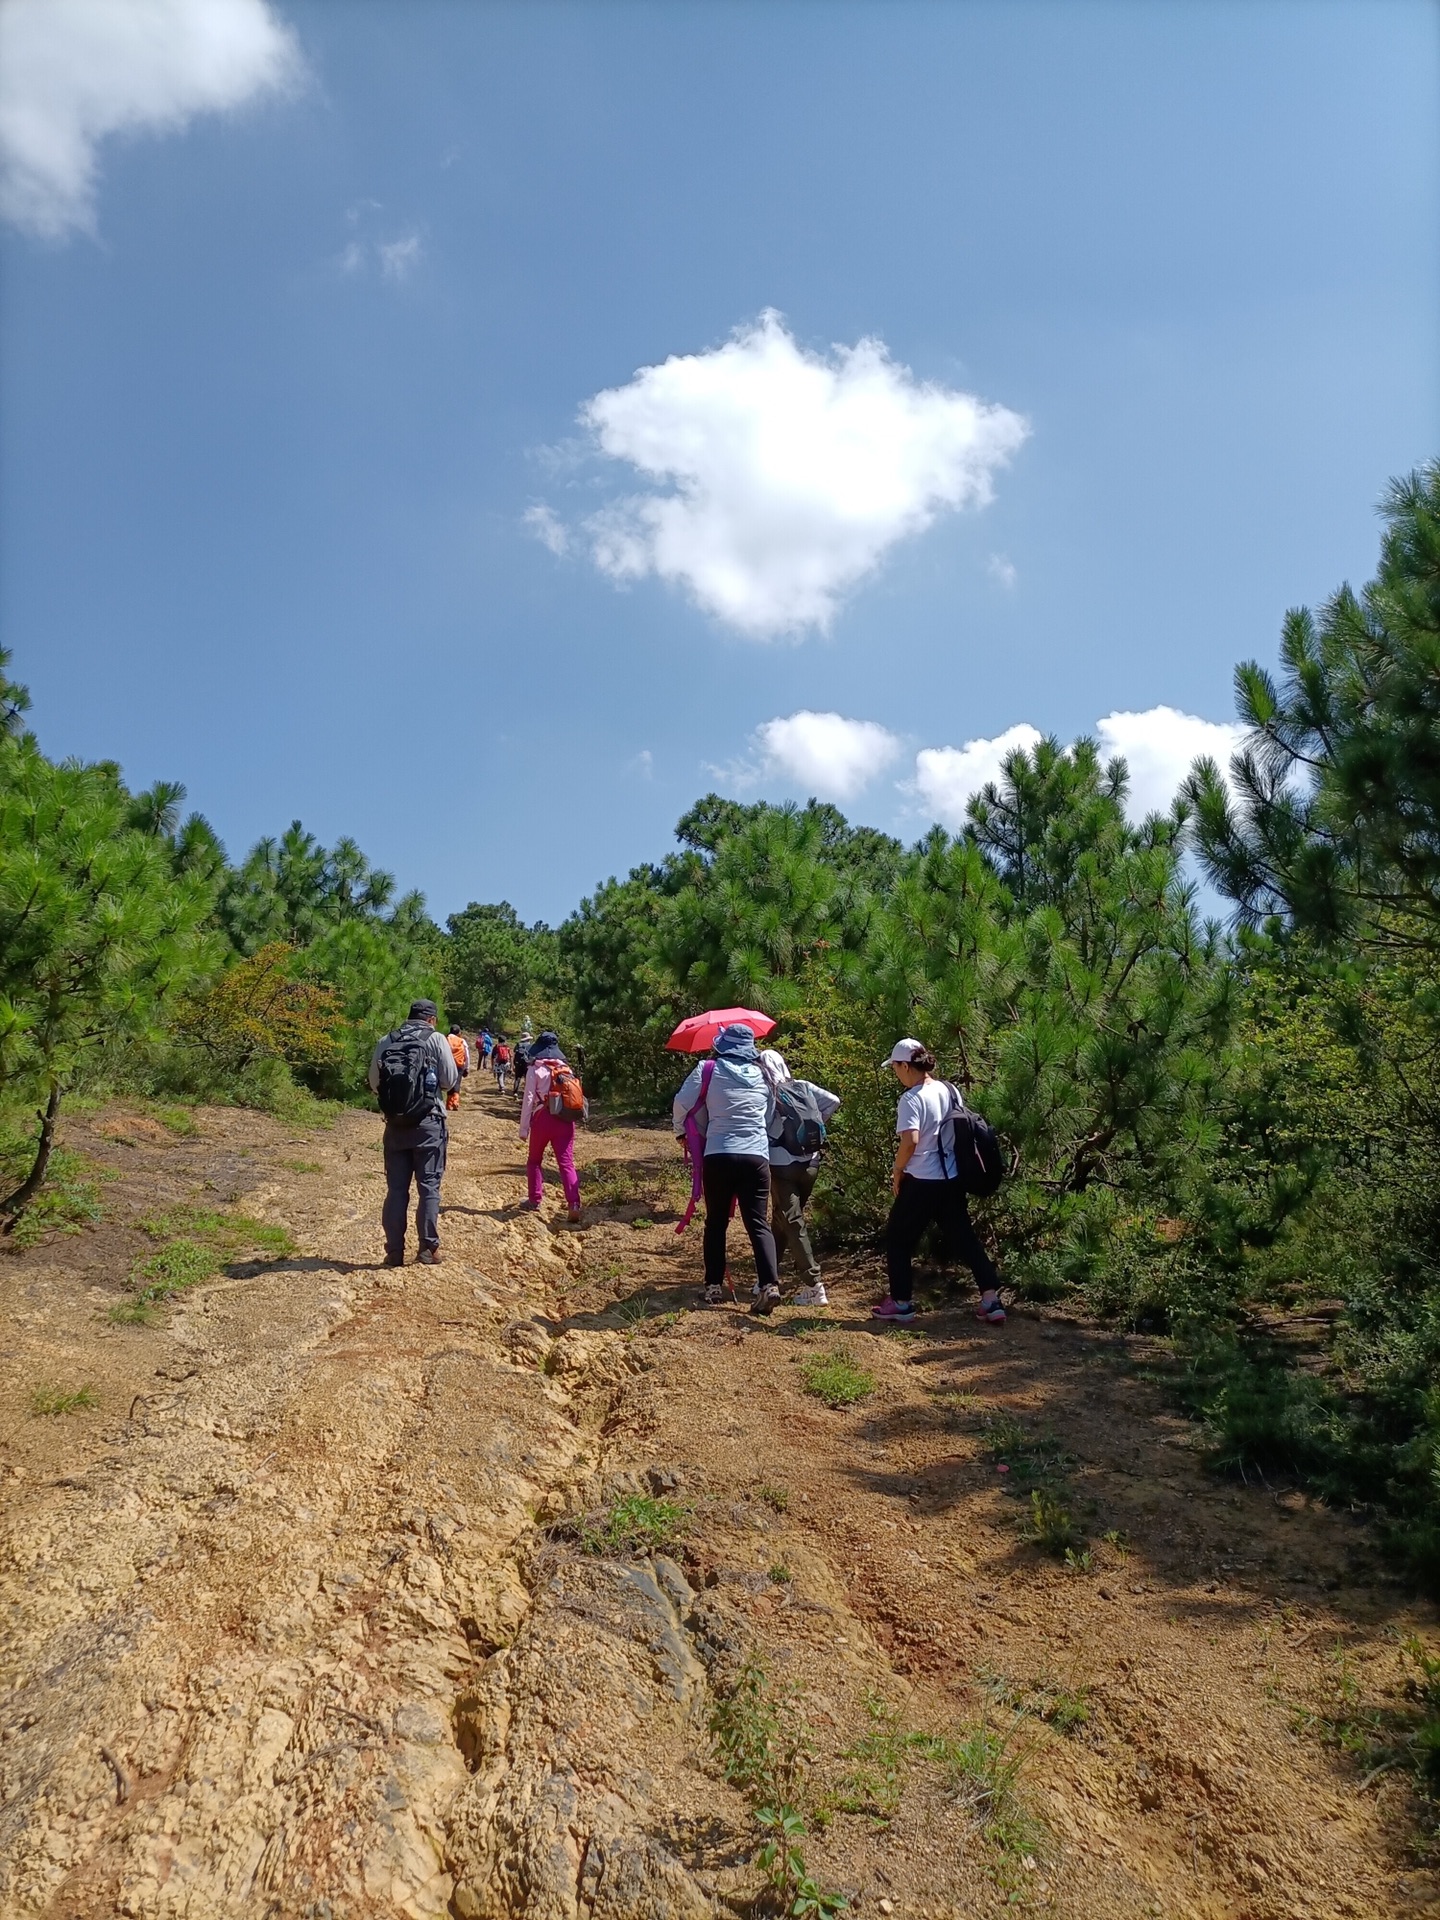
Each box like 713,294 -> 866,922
675,1060 -> 714,1233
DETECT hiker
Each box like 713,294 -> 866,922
367,998 -> 459,1267
517,1029 -> 584,1223
672,1023 -> 781,1312
758,1048 -> 840,1307
493,1037 -> 511,1094
446,1025 -> 470,1110
874,1038 -> 1004,1324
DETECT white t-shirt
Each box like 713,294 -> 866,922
895,1078 -> 954,1181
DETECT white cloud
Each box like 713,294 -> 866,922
729,711 -> 902,803
524,504 -> 570,557
909,706 -> 1245,832
571,311 -> 1028,638
987,553 -> 1017,588
377,231 -> 422,282
1094,706 -> 1247,818
624,748 -> 654,780
912,723 -> 1044,830
0,0 -> 301,238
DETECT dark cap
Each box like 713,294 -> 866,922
408,999 -> 438,1021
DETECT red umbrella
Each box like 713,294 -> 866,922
666,1007 -> 776,1052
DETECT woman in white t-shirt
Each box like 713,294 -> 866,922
873,1038 -> 1004,1324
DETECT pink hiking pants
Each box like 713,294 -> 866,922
526,1108 -> 580,1209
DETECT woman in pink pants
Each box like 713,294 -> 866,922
517,1030 -> 582,1222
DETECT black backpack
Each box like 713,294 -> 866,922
771,1078 -> 828,1157
375,1024 -> 437,1126
940,1083 -> 1005,1197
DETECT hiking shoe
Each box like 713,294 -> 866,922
699,1284 -> 727,1308
566,1207 -> 583,1225
417,1248 -> 443,1266
870,1296 -> 918,1320
792,1283 -> 828,1307
382,1253 -> 404,1269
519,1200 -> 542,1212
975,1294 -> 1007,1324
751,1284 -> 781,1316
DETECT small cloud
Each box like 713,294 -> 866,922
719,711 -> 902,803
524,505 -> 570,558
377,231 -> 422,282
569,310 -> 1028,639
987,553 -> 1017,588
624,748 -> 654,780
1094,706 -> 1247,818
912,723 -> 1044,830
339,240 -> 365,274
0,0 -> 302,239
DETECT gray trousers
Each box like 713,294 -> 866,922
770,1161 -> 820,1286
382,1113 -> 447,1257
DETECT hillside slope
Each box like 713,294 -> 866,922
0,1087 -> 1435,1919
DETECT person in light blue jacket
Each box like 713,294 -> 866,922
672,1023 -> 781,1311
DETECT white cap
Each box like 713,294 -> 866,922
882,1037 -> 926,1067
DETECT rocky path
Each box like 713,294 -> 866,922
0,1090 -> 1435,1918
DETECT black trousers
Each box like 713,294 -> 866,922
702,1153 -> 779,1292
382,1113 -> 447,1257
770,1161 -> 820,1285
884,1175 -> 999,1303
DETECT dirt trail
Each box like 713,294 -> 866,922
0,1088 -> 1435,1919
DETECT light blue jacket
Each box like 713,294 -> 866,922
672,1024 -> 772,1158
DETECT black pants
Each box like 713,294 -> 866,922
382,1113 -> 447,1258
702,1153 -> 779,1292
770,1161 -> 820,1285
885,1175 -> 998,1303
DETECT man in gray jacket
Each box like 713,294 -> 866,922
760,1048 -> 840,1306
368,999 -> 458,1267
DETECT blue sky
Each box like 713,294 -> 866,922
2,0 -> 1436,926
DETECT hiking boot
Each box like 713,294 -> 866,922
382,1253 -> 404,1269
751,1284 -> 781,1316
792,1283 -> 828,1307
417,1248 -> 443,1266
519,1200 -> 542,1212
870,1296 -> 917,1319
698,1284 -> 727,1308
975,1293 -> 1006,1324
566,1207 -> 583,1225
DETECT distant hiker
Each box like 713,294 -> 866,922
367,998 -> 459,1267
758,1047 -> 840,1307
874,1038 -> 1003,1323
518,1029 -> 585,1223
672,1023 -> 781,1312
445,1025 -> 470,1110
493,1038 -> 511,1094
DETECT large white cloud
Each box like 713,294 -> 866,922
912,723 -> 1044,830
570,311 -> 1027,638
0,0 -> 301,238
909,707 -> 1244,832
747,711 -> 902,802
1094,707 -> 1247,818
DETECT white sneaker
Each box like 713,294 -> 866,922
792,1283 -> 828,1307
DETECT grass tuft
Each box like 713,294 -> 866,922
581,1491 -> 689,1557
30,1383 -> 97,1417
799,1347 -> 875,1409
